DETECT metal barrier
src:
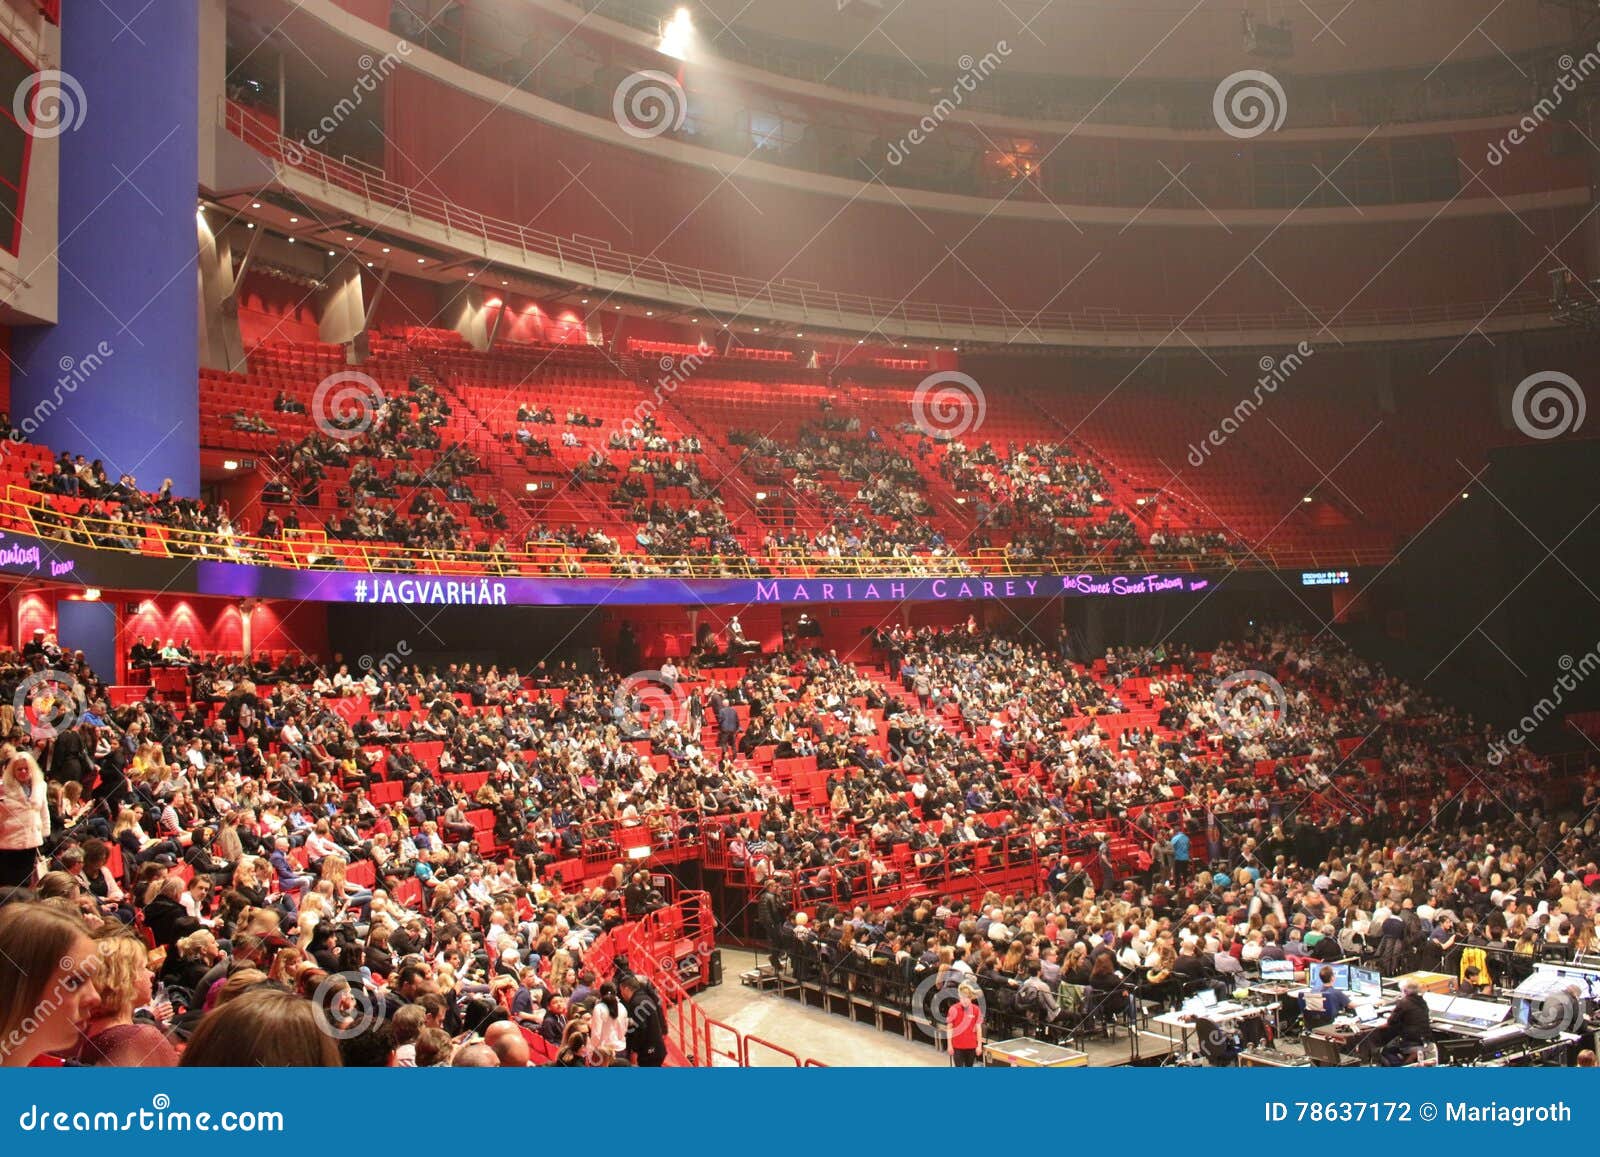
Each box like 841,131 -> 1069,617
743,1035 -> 802,1067
705,1019 -> 744,1068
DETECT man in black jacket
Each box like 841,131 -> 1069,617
619,974 -> 668,1066
1377,980 -> 1430,1065
758,879 -> 790,977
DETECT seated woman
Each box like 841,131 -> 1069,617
113,806 -> 178,867
70,927 -> 177,1066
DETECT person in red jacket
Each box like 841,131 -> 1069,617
946,983 -> 984,1067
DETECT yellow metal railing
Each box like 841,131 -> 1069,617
0,486 -> 1394,580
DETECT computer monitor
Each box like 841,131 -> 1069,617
1350,967 -> 1381,998
1314,963 -> 1350,991
1260,959 -> 1294,981
1548,967 -> 1600,1001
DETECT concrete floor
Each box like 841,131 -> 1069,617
698,948 -> 1184,1068
697,948 -> 945,1067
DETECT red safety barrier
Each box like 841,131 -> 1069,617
743,1035 -> 802,1067
585,893 -> 825,1067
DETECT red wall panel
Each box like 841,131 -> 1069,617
238,272 -> 320,347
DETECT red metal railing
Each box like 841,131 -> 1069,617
585,890 -> 826,1067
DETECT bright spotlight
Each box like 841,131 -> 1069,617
659,7 -> 694,60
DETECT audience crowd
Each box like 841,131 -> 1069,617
0,612 -> 1582,1068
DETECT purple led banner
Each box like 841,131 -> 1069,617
195,563 -> 1213,607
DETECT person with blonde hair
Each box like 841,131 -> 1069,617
319,854 -> 372,918
947,982 -> 984,1066
70,927 -> 176,1066
0,747 -> 49,888
170,928 -> 222,993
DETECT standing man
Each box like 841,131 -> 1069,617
717,701 -> 740,752
1152,825 -> 1175,880
758,879 -> 790,979
619,974 -> 668,1067
1171,825 -> 1191,883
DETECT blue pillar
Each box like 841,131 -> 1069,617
12,4 -> 199,495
